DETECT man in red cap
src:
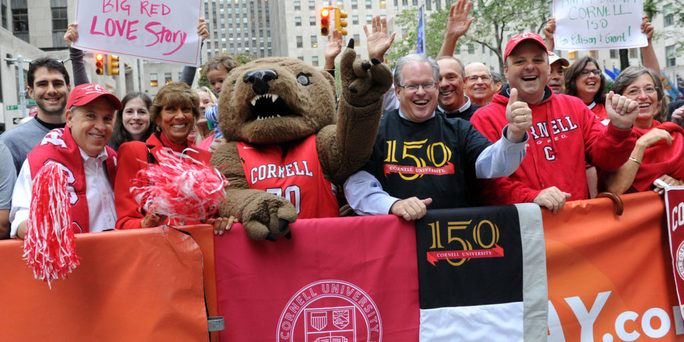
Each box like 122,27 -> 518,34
10,84 -> 121,239
470,32 -> 641,213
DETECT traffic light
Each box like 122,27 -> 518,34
107,54 -> 120,76
320,7 -> 330,36
95,53 -> 105,75
335,8 -> 348,36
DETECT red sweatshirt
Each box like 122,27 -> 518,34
470,89 -> 636,205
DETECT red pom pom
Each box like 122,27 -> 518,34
23,162 -> 79,288
130,147 -> 227,224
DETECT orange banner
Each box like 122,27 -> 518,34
0,227 -> 211,341
546,191 -> 684,341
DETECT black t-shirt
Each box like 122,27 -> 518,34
442,103 -> 480,121
364,110 -> 492,209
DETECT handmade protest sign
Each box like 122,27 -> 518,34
73,0 -> 202,65
552,0 -> 647,50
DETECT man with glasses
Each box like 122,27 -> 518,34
344,54 -> 532,221
471,33 -> 640,213
464,62 -> 496,107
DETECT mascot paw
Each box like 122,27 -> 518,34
242,193 -> 297,240
340,39 -> 393,108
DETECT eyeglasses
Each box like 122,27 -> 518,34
579,69 -> 602,77
466,75 -> 492,82
399,82 -> 436,92
625,86 -> 658,97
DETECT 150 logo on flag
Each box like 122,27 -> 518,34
425,219 -> 503,266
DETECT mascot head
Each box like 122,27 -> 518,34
218,57 -> 337,145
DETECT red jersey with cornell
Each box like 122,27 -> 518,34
237,135 -> 339,218
470,89 -> 636,205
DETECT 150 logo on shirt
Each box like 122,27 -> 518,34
383,139 -> 454,181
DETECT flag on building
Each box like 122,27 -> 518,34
416,5 -> 426,54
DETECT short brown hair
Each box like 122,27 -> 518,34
150,82 -> 200,122
205,53 -> 238,73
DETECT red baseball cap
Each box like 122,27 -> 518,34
66,83 -> 122,111
504,32 -> 548,61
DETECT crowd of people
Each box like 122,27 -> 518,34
0,0 -> 682,240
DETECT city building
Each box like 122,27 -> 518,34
203,0 -> 275,59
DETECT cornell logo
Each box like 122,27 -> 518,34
677,241 -> 684,281
276,280 -> 383,342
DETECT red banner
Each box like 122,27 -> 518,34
213,215 -> 420,341
666,187 -> 684,323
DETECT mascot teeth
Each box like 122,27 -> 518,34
250,94 -> 279,106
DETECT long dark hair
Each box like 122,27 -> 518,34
565,56 -> 606,104
109,92 -> 154,150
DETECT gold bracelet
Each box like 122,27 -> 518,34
628,156 -> 641,165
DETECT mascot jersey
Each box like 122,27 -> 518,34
237,135 -> 339,218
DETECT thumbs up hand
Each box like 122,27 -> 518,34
505,88 -> 533,143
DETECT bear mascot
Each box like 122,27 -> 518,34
212,41 -> 392,240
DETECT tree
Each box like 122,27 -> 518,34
387,0 -> 551,73
460,0 -> 550,73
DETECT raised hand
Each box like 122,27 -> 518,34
363,16 -> 396,62
64,23 -> 79,45
543,18 -> 556,40
198,17 -> 209,41
324,29 -> 344,68
543,18 -> 556,51
605,91 -> 639,129
445,0 -> 473,39
505,88 -> 532,143
641,16 -> 654,42
339,40 -> 393,107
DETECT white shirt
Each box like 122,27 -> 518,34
9,148 -> 117,238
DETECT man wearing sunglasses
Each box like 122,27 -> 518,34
344,54 -> 532,221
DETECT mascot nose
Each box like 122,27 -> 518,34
243,69 -> 278,95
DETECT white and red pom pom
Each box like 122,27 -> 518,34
23,162 -> 79,288
130,148 -> 227,223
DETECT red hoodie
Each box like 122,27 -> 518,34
470,89 -> 636,205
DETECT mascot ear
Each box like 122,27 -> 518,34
321,70 -> 336,97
